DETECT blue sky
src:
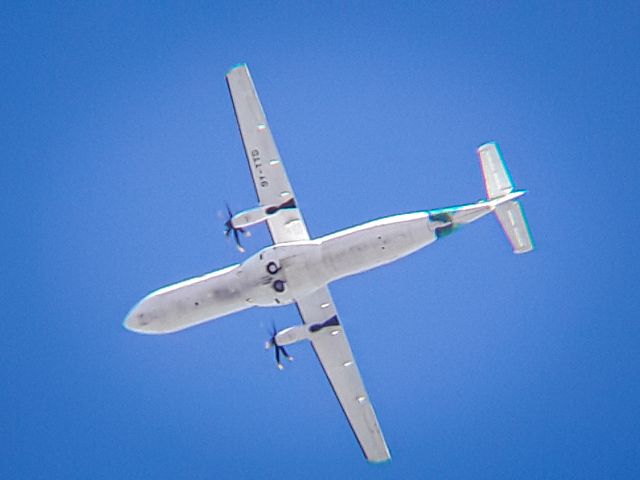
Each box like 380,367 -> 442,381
3,2 -> 639,478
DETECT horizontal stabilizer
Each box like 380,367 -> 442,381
478,142 -> 513,199
495,200 -> 534,254
477,142 -> 534,254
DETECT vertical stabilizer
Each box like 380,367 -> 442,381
477,142 -> 534,254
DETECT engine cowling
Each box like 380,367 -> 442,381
232,198 -> 297,229
274,324 -> 310,346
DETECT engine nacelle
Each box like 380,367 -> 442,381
274,324 -> 310,347
232,198 -> 297,229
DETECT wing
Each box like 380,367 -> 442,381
296,286 -> 391,463
226,64 -> 309,244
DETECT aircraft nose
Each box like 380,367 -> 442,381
123,306 -> 153,333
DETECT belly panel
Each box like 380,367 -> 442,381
124,264 -> 251,334
319,213 -> 436,281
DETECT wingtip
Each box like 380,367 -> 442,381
477,140 -> 499,152
514,244 -> 535,254
226,63 -> 248,76
367,454 -> 392,464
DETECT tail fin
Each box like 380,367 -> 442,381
477,142 -> 534,254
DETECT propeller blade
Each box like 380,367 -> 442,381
222,203 -> 246,252
265,322 -> 287,369
281,345 -> 294,362
223,203 -> 233,237
232,228 -> 245,252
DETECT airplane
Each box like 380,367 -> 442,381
124,64 -> 534,463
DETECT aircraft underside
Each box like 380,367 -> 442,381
124,64 -> 533,463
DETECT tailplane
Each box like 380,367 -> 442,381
478,142 -> 534,254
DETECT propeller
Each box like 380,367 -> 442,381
265,322 -> 294,370
223,203 -> 249,253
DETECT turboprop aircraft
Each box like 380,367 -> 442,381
124,64 -> 534,463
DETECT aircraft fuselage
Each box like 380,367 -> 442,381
125,211 -> 452,334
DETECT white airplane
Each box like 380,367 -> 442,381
124,64 -> 534,463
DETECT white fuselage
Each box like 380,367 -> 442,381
125,211 -> 445,334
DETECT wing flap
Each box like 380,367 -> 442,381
297,287 -> 390,462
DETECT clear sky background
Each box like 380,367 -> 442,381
3,2 -> 639,479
